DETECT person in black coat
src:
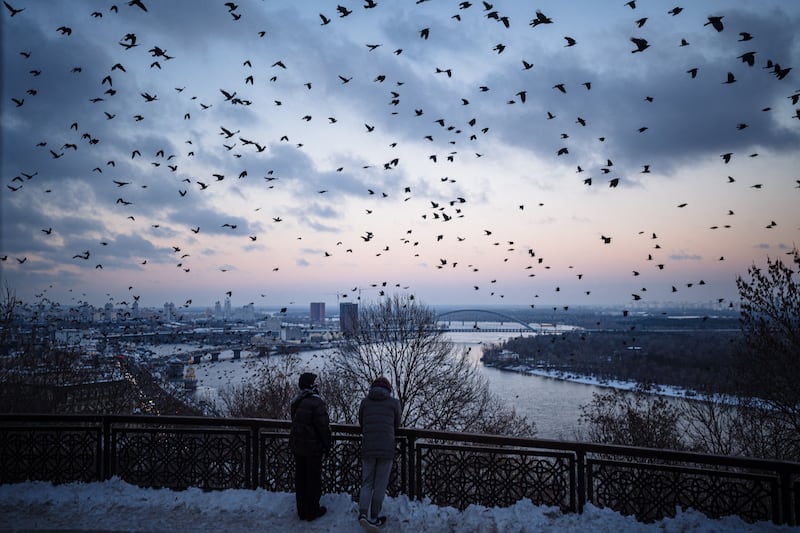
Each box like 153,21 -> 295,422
289,372 -> 331,521
357,376 -> 401,529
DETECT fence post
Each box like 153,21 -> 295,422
101,416 -> 111,480
778,468 -> 793,525
407,433 -> 417,500
251,424 -> 260,490
576,447 -> 585,514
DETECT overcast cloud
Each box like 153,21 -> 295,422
2,0 -> 799,309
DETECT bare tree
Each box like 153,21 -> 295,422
0,285 -> 18,356
218,354 -> 301,419
0,288 -> 95,412
579,385 -> 686,450
733,247 -> 800,460
680,395 -> 740,456
322,294 -> 534,436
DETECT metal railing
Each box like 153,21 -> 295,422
1,414 -> 798,525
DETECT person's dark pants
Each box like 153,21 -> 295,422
294,453 -> 323,519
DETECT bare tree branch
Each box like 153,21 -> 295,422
324,294 -> 534,435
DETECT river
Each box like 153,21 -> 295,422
150,323 -> 607,440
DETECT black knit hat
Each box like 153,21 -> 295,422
372,376 -> 391,392
299,372 -> 317,389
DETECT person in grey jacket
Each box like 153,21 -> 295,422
357,376 -> 401,529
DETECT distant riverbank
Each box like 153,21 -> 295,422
485,360 -> 705,400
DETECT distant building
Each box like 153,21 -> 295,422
224,297 -> 231,320
310,302 -> 325,324
54,328 -> 83,346
339,302 -> 358,336
163,302 -> 176,322
242,302 -> 255,322
261,316 -> 283,337
78,303 -> 94,323
214,301 -> 222,320
282,324 -> 307,342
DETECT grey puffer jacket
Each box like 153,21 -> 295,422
358,385 -> 401,459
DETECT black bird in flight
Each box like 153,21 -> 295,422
119,33 -> 138,49
630,37 -> 649,53
738,51 -> 756,66
705,16 -> 724,32
3,1 -> 24,16
128,0 -> 147,11
530,10 -> 552,27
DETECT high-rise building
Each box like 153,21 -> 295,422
339,302 -> 358,336
214,301 -> 222,320
78,303 -> 93,322
224,297 -> 231,320
163,302 -> 175,322
310,302 -> 325,324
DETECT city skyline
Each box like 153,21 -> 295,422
2,1 -> 799,310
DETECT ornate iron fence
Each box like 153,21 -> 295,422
1,414 -> 798,525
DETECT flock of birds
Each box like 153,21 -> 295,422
2,0 -> 799,317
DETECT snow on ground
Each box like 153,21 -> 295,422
0,478 -> 795,532
501,363 -> 728,401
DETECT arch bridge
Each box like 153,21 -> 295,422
436,309 -> 536,332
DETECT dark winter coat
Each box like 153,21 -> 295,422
358,385 -> 401,459
289,389 -> 332,457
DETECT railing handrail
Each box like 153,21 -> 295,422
3,413 -> 799,474
400,425 -> 800,473
5,413 -> 793,473
2,413 -> 799,525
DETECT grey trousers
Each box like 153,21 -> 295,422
358,457 -> 393,518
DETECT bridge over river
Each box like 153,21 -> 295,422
185,346 -> 263,364
183,344 -> 310,364
436,308 -> 561,333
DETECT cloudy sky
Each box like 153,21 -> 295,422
2,0 -> 799,311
